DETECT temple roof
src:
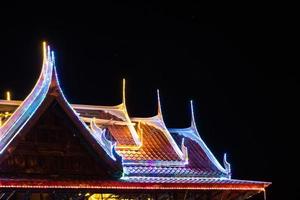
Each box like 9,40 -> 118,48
0,43 -> 270,196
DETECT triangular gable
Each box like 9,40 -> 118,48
0,99 -> 119,179
0,43 -> 122,179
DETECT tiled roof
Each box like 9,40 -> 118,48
124,166 -> 223,177
117,122 -> 181,162
75,108 -> 124,121
122,176 -> 270,185
108,125 -> 137,146
0,44 -> 270,195
171,130 -> 226,177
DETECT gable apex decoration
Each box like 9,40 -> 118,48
156,89 -> 163,118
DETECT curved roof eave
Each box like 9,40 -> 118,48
169,100 -> 230,176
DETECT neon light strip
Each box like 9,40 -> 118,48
123,159 -> 188,167
123,166 -> 224,177
0,180 -> 269,191
0,185 -> 266,191
121,176 -> 270,184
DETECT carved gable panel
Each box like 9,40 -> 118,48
0,102 -> 109,179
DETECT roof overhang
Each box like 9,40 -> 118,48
0,178 -> 270,192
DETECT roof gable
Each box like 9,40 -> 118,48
0,99 -> 121,179
0,43 -> 122,179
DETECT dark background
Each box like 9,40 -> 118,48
0,3 -> 296,199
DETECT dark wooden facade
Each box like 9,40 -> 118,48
0,101 -> 116,180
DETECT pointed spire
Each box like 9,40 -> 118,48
189,100 -> 202,138
157,89 -> 163,118
42,41 -> 47,64
6,91 -> 11,101
51,50 -> 55,67
190,100 -> 197,129
42,41 -> 53,78
122,78 -> 126,107
49,50 -> 60,90
121,78 -> 129,114
47,45 -> 51,63
40,43 -> 60,93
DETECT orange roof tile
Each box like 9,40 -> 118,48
117,123 -> 181,161
108,125 -> 136,146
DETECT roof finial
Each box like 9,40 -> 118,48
42,41 -> 47,64
47,45 -> 51,63
6,91 -> 11,101
51,51 -> 55,67
223,153 -> 231,178
190,100 -> 197,129
122,78 -> 126,107
157,89 -> 163,118
50,50 -> 60,89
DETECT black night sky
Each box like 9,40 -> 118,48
0,3 -> 296,199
